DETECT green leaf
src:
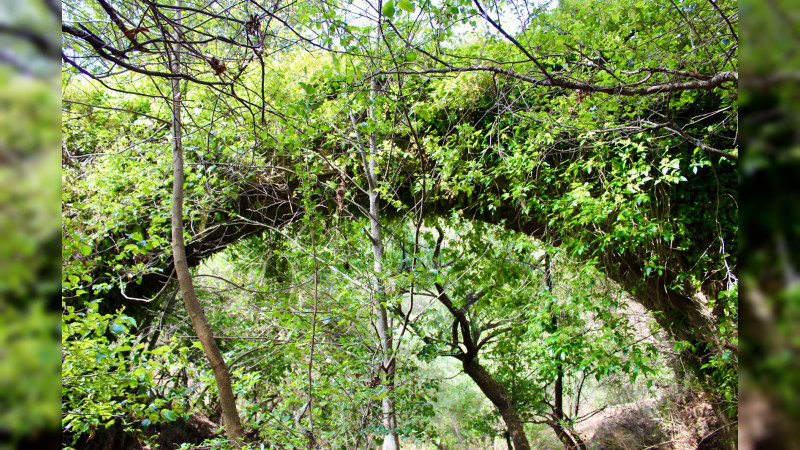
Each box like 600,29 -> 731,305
404,51 -> 418,62
110,323 -> 126,334
150,345 -> 171,356
398,0 -> 415,12
382,0 -> 396,18
124,243 -> 141,254
161,410 -> 178,421
298,82 -> 316,95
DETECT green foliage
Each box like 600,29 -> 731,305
60,0 -> 737,446
0,72 -> 61,443
61,301 -> 188,446
409,220 -> 661,429
0,303 -> 60,437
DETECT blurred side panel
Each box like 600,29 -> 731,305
741,0 -> 800,448
0,0 -> 61,448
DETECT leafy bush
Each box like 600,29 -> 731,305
62,301 -> 188,448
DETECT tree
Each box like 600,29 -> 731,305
62,0 -> 738,362
401,222 -> 658,448
167,3 -> 245,442
348,78 -> 401,448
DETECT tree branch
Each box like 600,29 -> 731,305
62,23 -> 231,86
642,120 -> 738,162
375,66 -> 738,96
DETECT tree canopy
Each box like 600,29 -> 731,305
61,0 -> 738,447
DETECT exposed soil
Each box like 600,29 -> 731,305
575,389 -> 733,450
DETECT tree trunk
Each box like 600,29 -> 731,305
548,419 -> 587,450
551,372 -> 587,450
544,254 -> 586,450
169,6 -> 244,443
462,358 -> 530,450
353,79 -> 399,450
369,168 -> 398,450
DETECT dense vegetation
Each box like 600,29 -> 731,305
61,0 -> 738,448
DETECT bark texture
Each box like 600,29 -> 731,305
462,358 -> 530,450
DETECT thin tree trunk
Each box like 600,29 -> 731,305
306,228 -> 319,449
544,254 -> 586,450
546,254 -> 567,445
352,78 -> 399,450
169,5 -> 244,443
